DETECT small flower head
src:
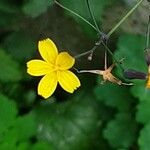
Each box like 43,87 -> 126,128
27,38 -> 80,99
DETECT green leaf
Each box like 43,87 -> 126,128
136,100 -> 150,124
22,0 -> 53,17
0,142 -> 17,150
0,0 -> 21,28
0,94 -> 17,135
12,113 -> 37,141
31,141 -> 54,150
103,113 -> 137,149
0,0 -> 19,13
0,94 -> 38,149
0,113 -> 37,149
0,11 -> 21,29
0,49 -> 22,82
16,142 -> 31,150
138,122 -> 150,150
2,31 -> 36,62
115,34 -> 150,100
131,81 -> 150,101
114,34 -> 146,74
94,82 -> 133,111
33,93 -> 99,150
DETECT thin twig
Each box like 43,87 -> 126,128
74,0 -> 144,58
54,0 -> 144,62
86,0 -> 102,35
86,0 -> 109,61
146,15 -> 150,49
107,0 -> 144,37
54,0 -> 98,32
74,39 -> 102,59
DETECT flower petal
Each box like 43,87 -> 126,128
27,59 -> 53,76
56,52 -> 75,70
38,72 -> 58,99
57,70 -> 80,93
38,38 -> 58,63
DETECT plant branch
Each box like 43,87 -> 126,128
54,0 -> 98,32
86,0 -> 101,35
146,15 -> 150,49
75,0 -> 144,58
107,0 -> 144,37
54,0 -> 144,59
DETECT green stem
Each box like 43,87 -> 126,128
146,15 -> 150,49
102,42 -> 125,71
74,44 -> 98,59
54,0 -> 98,32
107,0 -> 144,37
86,0 -> 101,34
55,0 -> 144,59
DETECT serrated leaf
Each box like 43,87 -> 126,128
0,94 -> 17,135
115,34 -> 150,101
114,34 -> 146,72
22,0 -> 53,17
103,113 -> 137,149
2,31 -> 36,62
0,113 -> 37,149
131,81 -> 150,101
0,49 -> 22,82
13,113 -> 37,141
33,93 -> 98,150
136,100 -> 150,124
138,122 -> 150,150
94,82 -> 133,111
0,94 -> 38,149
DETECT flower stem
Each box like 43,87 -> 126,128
54,0 -> 98,32
107,0 -> 144,37
146,15 -> 150,49
75,0 -> 144,59
86,0 -> 101,34
54,0 -> 144,59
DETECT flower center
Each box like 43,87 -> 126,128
54,64 -> 61,71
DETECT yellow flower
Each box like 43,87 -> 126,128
27,38 -> 81,99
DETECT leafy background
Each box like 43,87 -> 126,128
0,0 -> 150,149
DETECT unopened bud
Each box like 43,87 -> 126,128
88,52 -> 93,61
145,49 -> 150,66
124,69 -> 147,80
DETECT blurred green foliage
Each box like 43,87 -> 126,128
0,0 -> 149,149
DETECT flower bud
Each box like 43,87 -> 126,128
145,49 -> 150,66
124,69 -> 147,80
